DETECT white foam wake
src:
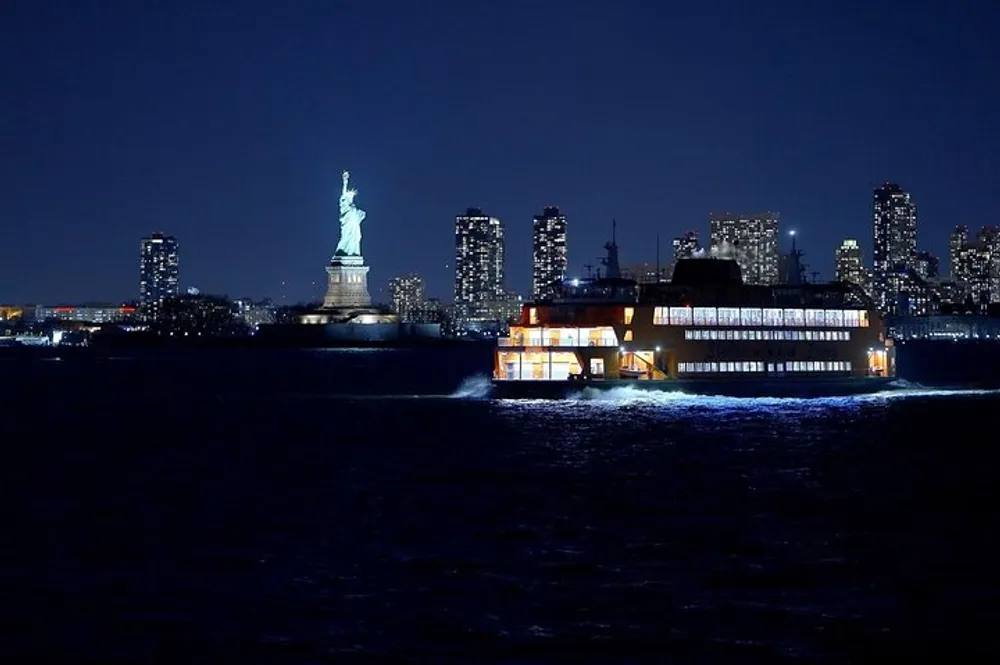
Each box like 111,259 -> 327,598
451,374 -> 494,399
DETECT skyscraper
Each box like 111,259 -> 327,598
835,239 -> 865,288
949,225 -> 969,282
871,183 -> 917,314
139,232 -> 179,321
708,213 -> 780,284
669,231 -> 701,279
531,206 -> 567,300
389,273 -> 426,322
454,208 -> 505,315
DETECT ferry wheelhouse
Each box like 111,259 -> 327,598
492,258 -> 896,398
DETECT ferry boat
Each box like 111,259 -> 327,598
491,257 -> 896,399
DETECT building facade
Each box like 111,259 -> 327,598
454,208 -> 505,316
531,206 -> 568,300
708,213 -> 779,285
871,183 -> 917,314
389,273 -> 427,322
139,232 -> 179,321
835,239 -> 865,289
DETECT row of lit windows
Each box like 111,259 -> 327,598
644,306 -> 870,328
678,360 -> 853,373
684,329 -> 852,342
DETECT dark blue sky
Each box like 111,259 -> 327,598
2,0 -> 998,304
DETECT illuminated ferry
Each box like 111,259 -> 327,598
492,257 -> 896,398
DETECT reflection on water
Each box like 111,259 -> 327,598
4,350 -> 1000,662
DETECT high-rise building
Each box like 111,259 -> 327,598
668,231 -> 700,280
949,225 -> 969,282
708,213 -> 779,284
871,183 -> 917,314
454,208 -> 505,314
955,241 -> 991,310
139,232 -> 179,321
835,239 -> 865,289
389,273 -> 427,322
531,206 -> 568,300
913,250 -> 939,281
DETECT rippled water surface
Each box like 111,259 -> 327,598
2,348 -> 999,663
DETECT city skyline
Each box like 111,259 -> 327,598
0,180 -> 986,306
2,1 -> 998,303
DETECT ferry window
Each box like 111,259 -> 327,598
726,330 -> 736,340
693,307 -> 717,326
684,330 -> 693,340
718,307 -> 740,326
763,308 -> 783,326
711,362 -> 719,371
805,331 -> 814,341
710,330 -> 719,340
529,307 -> 538,324
844,310 -> 859,327
756,361 -> 764,372
807,361 -> 816,371
669,307 -> 692,326
754,330 -> 762,340
845,361 -> 852,371
526,329 -> 543,346
741,362 -> 752,372
783,309 -> 804,327
623,307 -> 634,325
740,308 -> 763,326
859,310 -> 869,327
827,310 -> 844,327
804,309 -> 823,326
777,362 -> 785,372
767,362 -> 775,372
653,307 -> 669,325
624,330 -> 633,342
557,329 -> 579,346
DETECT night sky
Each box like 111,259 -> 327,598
3,0 -> 998,305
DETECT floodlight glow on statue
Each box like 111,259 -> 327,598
335,170 -> 365,257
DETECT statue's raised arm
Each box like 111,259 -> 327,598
341,170 -> 350,196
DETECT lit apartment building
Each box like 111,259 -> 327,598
835,239 -> 866,290
708,213 -> 779,285
669,231 -> 701,280
454,208 -> 505,318
871,183 -> 917,315
531,206 -> 567,300
139,232 -> 180,321
389,273 -> 427,322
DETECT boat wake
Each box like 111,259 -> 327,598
450,374 -> 494,399
552,381 -> 1000,409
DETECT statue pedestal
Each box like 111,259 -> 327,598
323,255 -> 371,309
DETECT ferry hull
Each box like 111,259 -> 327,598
490,376 -> 898,399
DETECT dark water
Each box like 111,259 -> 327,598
2,348 -> 999,663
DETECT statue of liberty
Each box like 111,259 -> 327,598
335,170 -> 365,256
